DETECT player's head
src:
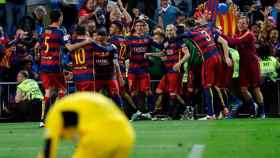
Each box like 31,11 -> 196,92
50,10 -> 63,25
238,16 -> 249,32
75,25 -> 87,36
134,19 -> 146,35
96,27 -> 108,43
110,21 -> 123,35
165,24 -> 177,38
17,70 -> 29,83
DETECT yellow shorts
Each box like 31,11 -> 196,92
73,123 -> 135,158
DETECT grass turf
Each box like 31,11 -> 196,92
0,119 -> 280,158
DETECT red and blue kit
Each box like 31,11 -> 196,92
93,42 -> 120,95
126,35 -> 153,94
39,26 -> 70,89
223,31 -> 260,88
182,26 -> 222,88
110,35 -> 128,76
156,38 -> 184,97
70,39 -> 95,91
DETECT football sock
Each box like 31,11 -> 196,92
112,95 -> 124,109
204,88 -> 214,117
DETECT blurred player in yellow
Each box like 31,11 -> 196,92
37,92 -> 135,158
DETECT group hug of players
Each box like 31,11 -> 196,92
38,10 -> 266,125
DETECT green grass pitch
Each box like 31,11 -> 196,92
0,119 -> 280,158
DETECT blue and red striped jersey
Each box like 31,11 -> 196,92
39,26 -> 70,73
110,35 -> 128,74
92,42 -> 118,80
181,26 -> 219,60
70,39 -> 95,82
162,38 -> 184,73
126,35 -> 153,74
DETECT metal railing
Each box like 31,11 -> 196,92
1,79 -> 280,117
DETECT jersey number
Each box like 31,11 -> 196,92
74,48 -> 86,65
119,43 -> 126,59
44,36 -> 50,53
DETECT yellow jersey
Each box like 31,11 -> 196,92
39,92 -> 135,158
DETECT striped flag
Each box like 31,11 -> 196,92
206,0 -> 219,23
215,5 -> 237,37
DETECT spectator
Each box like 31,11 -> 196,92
32,6 -> 47,36
154,0 -> 184,28
5,0 -> 26,38
171,0 -> 192,16
268,28 -> 280,57
78,0 -> 95,24
61,0 -> 79,32
5,70 -> 43,121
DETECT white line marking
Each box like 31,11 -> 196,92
188,144 -> 205,158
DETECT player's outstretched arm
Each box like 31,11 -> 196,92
66,38 -> 93,52
222,31 -> 253,45
217,36 -> 232,67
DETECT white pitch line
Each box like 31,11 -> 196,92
187,144 -> 205,158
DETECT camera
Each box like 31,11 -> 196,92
95,7 -> 106,25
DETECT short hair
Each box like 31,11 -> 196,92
75,25 -> 86,35
111,20 -> 123,32
238,16 -> 250,24
19,70 -> 30,79
50,10 -> 62,23
96,27 -> 108,36
134,19 -> 146,26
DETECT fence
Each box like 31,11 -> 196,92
1,79 -> 280,117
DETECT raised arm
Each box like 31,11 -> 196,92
222,31 -> 253,45
217,36 -> 232,67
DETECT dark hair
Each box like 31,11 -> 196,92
96,27 -> 108,36
50,10 -> 62,23
134,19 -> 146,26
75,25 -> 86,35
111,21 -> 123,32
19,70 -> 30,78
258,44 -> 272,59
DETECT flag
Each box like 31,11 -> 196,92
206,0 -> 219,23
215,5 -> 237,37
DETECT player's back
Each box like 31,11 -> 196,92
46,92 -> 129,132
42,92 -> 135,158
70,39 -> 95,82
39,26 -> 68,72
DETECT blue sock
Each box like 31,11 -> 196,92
258,103 -> 265,115
204,88 -> 214,116
247,98 -> 255,108
112,95 -> 124,109
147,95 -> 154,112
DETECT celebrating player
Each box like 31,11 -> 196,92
221,16 -> 265,118
147,24 -> 190,119
37,10 -> 91,127
92,27 -> 124,108
126,19 -> 154,115
109,21 -> 137,112
70,25 -> 95,92
180,18 -> 231,120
